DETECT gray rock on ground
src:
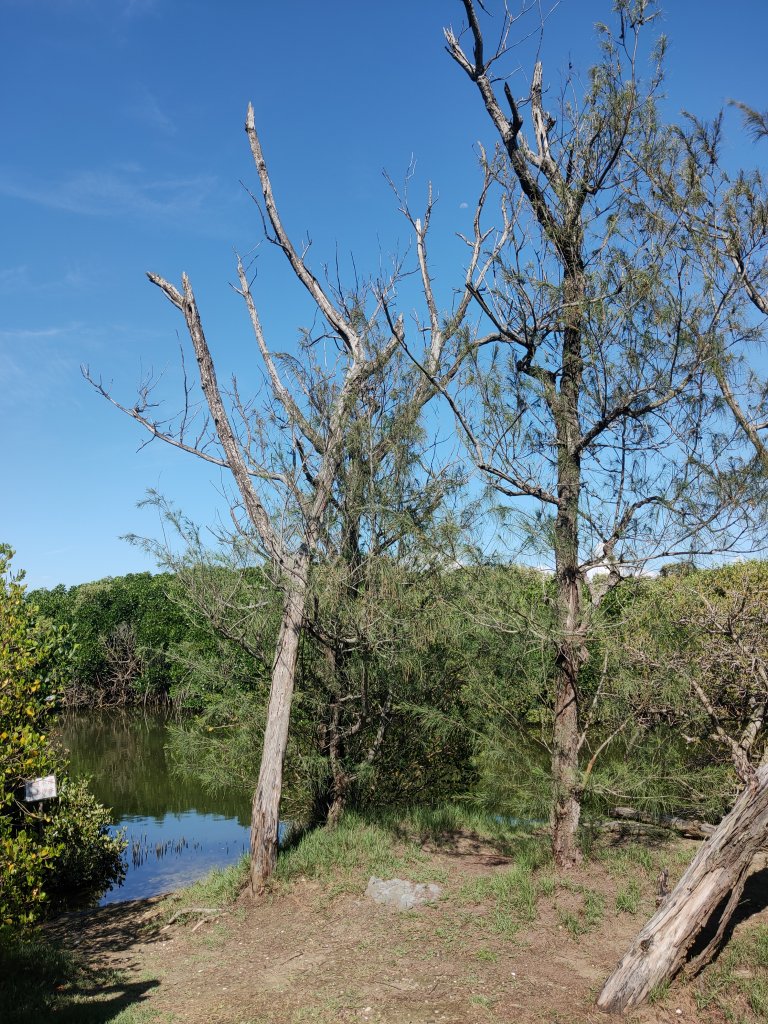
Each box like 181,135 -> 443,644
365,876 -> 443,911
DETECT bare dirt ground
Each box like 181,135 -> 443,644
45,835 -> 768,1024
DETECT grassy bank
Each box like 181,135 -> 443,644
3,809 -> 768,1023
161,805 -> 546,916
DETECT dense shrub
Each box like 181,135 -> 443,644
29,572 -> 192,706
41,778 -> 124,911
0,546 -> 125,926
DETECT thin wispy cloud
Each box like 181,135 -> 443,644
0,323 -> 81,342
126,87 -> 176,135
0,167 -> 215,219
0,265 -> 30,292
0,332 -> 80,411
123,0 -> 159,17
0,265 -> 87,295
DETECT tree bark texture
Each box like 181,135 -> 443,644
551,528 -> 585,867
326,683 -> 351,830
551,655 -> 582,867
597,764 -> 768,1013
326,763 -> 350,830
249,576 -> 307,893
551,258 -> 587,869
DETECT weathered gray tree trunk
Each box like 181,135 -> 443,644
551,647 -> 583,866
597,764 -> 768,1013
249,575 -> 307,892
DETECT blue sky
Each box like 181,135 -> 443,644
2,0 -> 767,590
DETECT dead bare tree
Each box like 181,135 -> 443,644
85,99 -> 502,888
85,105 -> 409,891
439,0 -> 750,867
99,622 -> 146,707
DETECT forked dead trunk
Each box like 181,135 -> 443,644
249,579 -> 307,893
597,764 -> 768,1013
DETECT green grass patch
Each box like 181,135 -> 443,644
274,812 -> 433,894
537,873 -> 556,898
556,885 -> 604,938
457,842 -> 550,935
615,879 -> 642,915
475,947 -> 499,963
459,863 -> 537,921
390,804 -> 542,851
695,923 -> 768,1022
276,802 -> 549,892
469,993 -> 496,1009
583,888 -> 605,928
558,909 -> 586,937
647,980 -> 671,1006
599,841 -> 655,875
0,928 -> 164,1024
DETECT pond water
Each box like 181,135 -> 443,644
58,712 -> 253,905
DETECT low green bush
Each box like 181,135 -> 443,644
0,546 -> 125,926
42,778 -> 125,911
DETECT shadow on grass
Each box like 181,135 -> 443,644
687,865 -> 768,972
732,867 -> 768,930
47,897 -> 168,953
1,922 -> 160,1024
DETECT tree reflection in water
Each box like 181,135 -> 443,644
58,711 -> 252,903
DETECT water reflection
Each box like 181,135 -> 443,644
58,712 -> 252,904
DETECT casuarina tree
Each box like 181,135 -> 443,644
436,0 -> 752,866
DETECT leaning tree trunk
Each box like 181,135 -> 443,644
249,578 -> 307,893
597,764 -> 768,1013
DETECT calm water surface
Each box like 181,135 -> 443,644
58,712 -> 252,904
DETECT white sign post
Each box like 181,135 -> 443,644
24,775 -> 58,802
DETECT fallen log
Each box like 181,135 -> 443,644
597,764 -> 768,1014
608,806 -> 715,840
